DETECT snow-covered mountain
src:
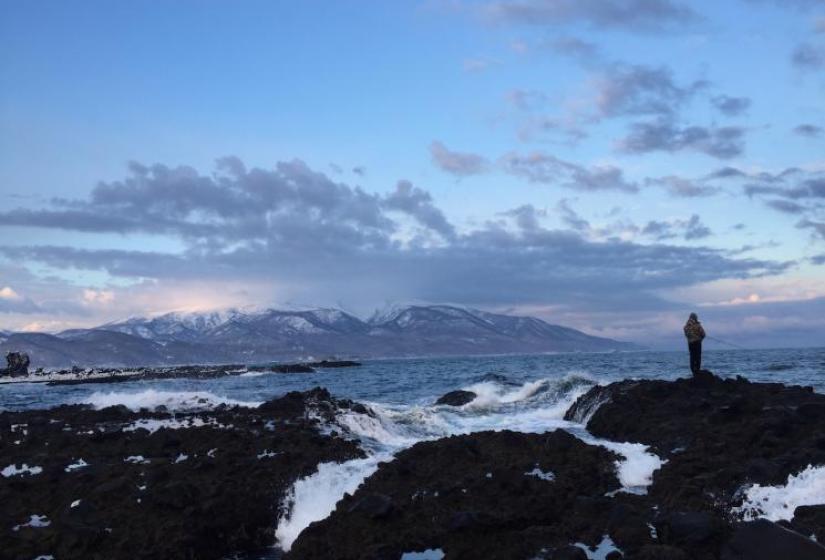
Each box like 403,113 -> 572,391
2,305 -> 640,368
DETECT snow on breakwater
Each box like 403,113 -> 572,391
79,389 -> 262,412
734,464 -> 825,522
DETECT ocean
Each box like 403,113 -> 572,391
2,347 -> 824,556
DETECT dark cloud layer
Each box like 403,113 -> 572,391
619,119 -> 746,159
0,158 -> 793,312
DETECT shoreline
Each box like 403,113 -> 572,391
2,370 -> 824,559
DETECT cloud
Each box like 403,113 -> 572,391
710,95 -> 751,116
619,119 -> 746,159
797,219 -> 825,240
463,58 -> 498,72
766,199 -> 808,214
794,124 -> 823,137
812,253 -> 825,265
547,36 -> 601,64
501,204 -> 548,232
0,286 -> 41,314
481,0 -> 699,32
430,141 -> 489,177
646,175 -> 721,197
506,89 -> 550,112
500,152 -> 640,192
0,158 -> 793,319
792,42 -> 825,70
642,214 -> 712,241
590,64 -> 707,120
383,180 -> 456,239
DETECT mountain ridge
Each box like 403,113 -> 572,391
1,305 -> 640,368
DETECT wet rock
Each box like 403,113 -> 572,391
307,360 -> 361,368
634,544 -> 690,560
271,364 -> 315,374
721,519 -> 825,560
551,545 -> 587,560
435,390 -> 477,406
654,511 -> 727,551
348,493 -> 394,519
790,505 -> 825,542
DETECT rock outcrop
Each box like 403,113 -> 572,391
435,390 -> 477,406
2,351 -> 30,376
0,388 -> 366,560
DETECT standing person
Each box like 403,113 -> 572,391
683,313 -> 706,375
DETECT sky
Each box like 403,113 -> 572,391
0,0 -> 824,348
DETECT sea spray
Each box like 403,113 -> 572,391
275,454 -> 388,551
734,464 -> 825,522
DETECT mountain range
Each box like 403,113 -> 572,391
0,305 -> 639,369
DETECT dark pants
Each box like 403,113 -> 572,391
689,341 -> 702,374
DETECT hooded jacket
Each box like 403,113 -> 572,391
684,317 -> 706,344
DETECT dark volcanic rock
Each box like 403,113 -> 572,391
307,360 -> 361,368
4,351 -> 30,376
435,390 -> 477,406
271,363 -> 315,373
0,388 -> 366,560
721,519 -> 825,560
790,505 -> 825,542
287,430 -> 623,559
569,371 -> 825,514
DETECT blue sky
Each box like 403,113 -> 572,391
1,0 -> 824,347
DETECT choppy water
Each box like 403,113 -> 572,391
1,348 -> 823,412
2,348 -> 824,556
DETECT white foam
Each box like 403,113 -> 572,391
525,467 -> 556,481
12,514 -> 50,531
124,455 -> 149,464
81,389 -> 261,412
122,417 -> 227,433
572,434 -> 664,493
734,464 -> 825,522
2,463 -> 43,477
401,549 -> 445,560
174,453 -> 189,464
275,454 -> 388,551
463,379 -> 550,409
65,459 -> 89,472
575,534 -> 622,560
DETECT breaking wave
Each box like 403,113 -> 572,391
275,373 -> 666,550
80,389 -> 262,412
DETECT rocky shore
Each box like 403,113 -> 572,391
1,388 -> 367,560
2,371 -> 825,559
0,359 -> 362,386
